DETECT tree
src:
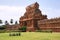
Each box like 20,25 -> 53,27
15,21 -> 18,24
5,20 -> 9,25
19,26 -> 26,32
10,19 -> 13,24
0,25 -> 6,30
0,20 -> 3,24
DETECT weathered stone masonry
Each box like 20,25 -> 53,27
19,2 -> 60,32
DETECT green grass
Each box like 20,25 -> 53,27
0,32 -> 60,40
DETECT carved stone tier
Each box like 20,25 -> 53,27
19,2 -> 47,31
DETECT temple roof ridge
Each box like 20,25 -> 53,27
26,2 -> 39,10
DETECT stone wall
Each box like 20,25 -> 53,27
6,24 -> 20,30
38,18 -> 60,32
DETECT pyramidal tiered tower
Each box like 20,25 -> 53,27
19,2 -> 47,31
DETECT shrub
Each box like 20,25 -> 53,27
9,33 -> 11,36
12,33 -> 15,36
18,33 -> 21,36
36,29 -> 52,33
9,32 -> 21,36
16,33 -> 19,36
19,26 -> 26,32
29,30 -> 32,32
36,30 -> 41,32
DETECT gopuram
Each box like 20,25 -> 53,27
19,2 -> 60,32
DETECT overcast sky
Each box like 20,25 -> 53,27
0,0 -> 60,24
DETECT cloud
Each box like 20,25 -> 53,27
0,5 -> 25,24
40,7 -> 60,19
0,5 -> 60,24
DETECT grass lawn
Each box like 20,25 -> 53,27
0,32 -> 60,40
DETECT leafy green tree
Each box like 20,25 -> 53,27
19,26 -> 26,32
0,25 -> 6,30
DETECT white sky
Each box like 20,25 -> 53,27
0,5 -> 25,24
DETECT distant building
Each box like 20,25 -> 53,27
19,2 -> 60,32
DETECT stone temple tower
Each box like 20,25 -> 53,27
19,2 -> 47,31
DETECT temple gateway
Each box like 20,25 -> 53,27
19,2 -> 60,32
